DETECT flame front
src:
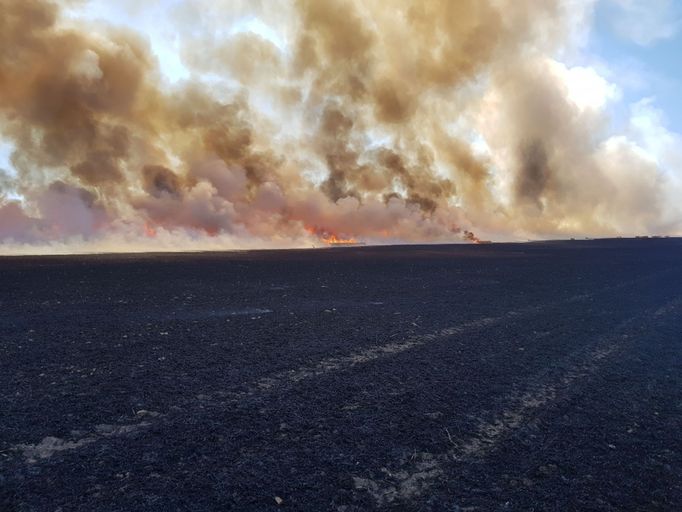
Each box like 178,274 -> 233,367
323,233 -> 358,245
306,226 -> 358,245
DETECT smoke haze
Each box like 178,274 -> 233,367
0,0 -> 680,253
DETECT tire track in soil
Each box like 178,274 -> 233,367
6,268 -> 676,466
350,295 -> 682,508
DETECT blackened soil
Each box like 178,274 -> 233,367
0,239 -> 680,511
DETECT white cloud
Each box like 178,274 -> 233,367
548,60 -> 622,110
607,0 -> 682,46
627,98 -> 682,174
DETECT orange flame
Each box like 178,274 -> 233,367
322,233 -> 358,245
305,225 -> 358,245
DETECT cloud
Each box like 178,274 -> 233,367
607,0 -> 682,46
547,60 -> 622,110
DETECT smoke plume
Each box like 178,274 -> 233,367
0,0 -> 679,253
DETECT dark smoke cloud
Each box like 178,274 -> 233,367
516,141 -> 551,209
142,165 -> 184,198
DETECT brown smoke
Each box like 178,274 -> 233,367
0,0 -> 678,252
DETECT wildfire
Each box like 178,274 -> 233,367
305,225 -> 359,245
322,233 -> 358,245
463,230 -> 492,244
463,230 -> 480,243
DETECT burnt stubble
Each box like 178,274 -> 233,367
1,239 -> 680,511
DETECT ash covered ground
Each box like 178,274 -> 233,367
1,239 -> 680,511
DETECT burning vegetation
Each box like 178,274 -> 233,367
322,233 -> 360,246
0,0 -> 677,253
306,226 -> 361,246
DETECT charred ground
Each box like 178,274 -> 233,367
0,239 -> 680,511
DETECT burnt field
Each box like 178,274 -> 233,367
0,239 -> 680,511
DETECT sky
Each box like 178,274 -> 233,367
1,0 -> 682,253
566,1 -> 682,181
590,1 -> 682,128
